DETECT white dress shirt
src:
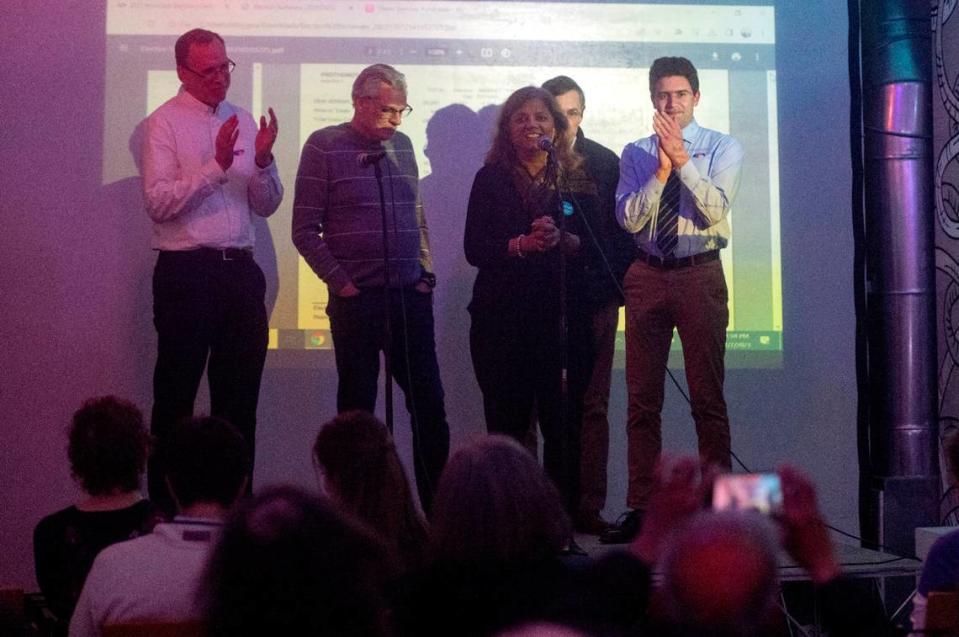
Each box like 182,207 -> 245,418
616,119 -> 743,258
141,88 -> 283,251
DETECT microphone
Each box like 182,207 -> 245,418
537,136 -> 556,153
357,151 -> 386,168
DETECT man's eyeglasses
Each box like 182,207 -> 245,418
363,97 -> 413,119
381,104 -> 413,118
182,59 -> 236,80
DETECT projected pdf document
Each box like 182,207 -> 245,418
104,0 -> 781,367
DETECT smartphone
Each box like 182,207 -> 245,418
712,472 -> 783,515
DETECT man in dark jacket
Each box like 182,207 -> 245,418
543,76 -> 636,535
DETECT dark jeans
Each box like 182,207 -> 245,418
470,310 -> 592,514
149,249 -> 268,514
327,287 -> 450,512
623,258 -> 731,509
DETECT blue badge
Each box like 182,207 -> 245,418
562,200 -> 574,217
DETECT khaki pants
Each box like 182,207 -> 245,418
623,258 -> 731,508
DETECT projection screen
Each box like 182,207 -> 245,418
103,0 -> 780,368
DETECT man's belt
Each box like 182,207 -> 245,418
161,247 -> 254,261
635,248 -> 719,270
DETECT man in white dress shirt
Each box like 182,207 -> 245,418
139,28 -> 283,514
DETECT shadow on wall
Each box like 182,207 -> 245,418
91,118 -> 155,401
420,103 -> 500,438
253,218 -> 279,319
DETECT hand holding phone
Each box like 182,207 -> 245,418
712,472 -> 783,515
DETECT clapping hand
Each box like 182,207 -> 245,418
255,107 -> 279,168
653,110 -> 689,171
215,115 -> 240,171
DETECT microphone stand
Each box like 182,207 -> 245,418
371,154 -> 394,433
545,146 -> 571,507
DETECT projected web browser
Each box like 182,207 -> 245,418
104,0 -> 781,368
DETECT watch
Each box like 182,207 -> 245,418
419,272 -> 437,289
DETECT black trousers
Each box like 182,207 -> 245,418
469,308 -> 593,514
326,287 -> 450,513
148,249 -> 268,513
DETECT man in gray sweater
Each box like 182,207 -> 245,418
292,64 -> 448,512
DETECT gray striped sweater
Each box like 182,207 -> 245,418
292,123 -> 433,293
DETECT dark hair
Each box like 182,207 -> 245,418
313,410 -> 429,570
174,28 -> 224,67
201,485 -> 392,637
649,56 -> 700,96
485,86 -> 579,172
541,75 -> 585,111
430,436 -> 570,564
162,416 -> 249,509
68,396 -> 148,496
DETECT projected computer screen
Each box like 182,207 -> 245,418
103,0 -> 781,367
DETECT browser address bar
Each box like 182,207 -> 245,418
107,1 -> 774,45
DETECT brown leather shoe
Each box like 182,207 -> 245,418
574,510 -> 611,535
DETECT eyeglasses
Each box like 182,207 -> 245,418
362,97 -> 413,119
182,59 -> 236,80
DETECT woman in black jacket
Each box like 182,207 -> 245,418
464,86 -> 601,513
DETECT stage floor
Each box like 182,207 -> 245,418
573,533 -> 922,582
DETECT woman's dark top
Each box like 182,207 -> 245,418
33,499 -> 163,629
464,162 -> 602,320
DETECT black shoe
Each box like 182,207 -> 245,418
599,509 -> 644,544
561,537 -> 588,557
574,509 -> 611,535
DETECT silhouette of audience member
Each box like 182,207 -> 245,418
393,435 -> 580,637
33,396 -> 162,635
657,511 -> 781,637
200,485 -> 393,637
431,435 -> 572,564
495,622 -> 593,637
645,462 -> 889,637
69,416 -> 249,637
313,410 -> 429,572
911,434 -> 959,635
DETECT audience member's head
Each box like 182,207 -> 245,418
496,622 -> 592,637
163,416 -> 249,511
313,410 -> 429,568
430,435 -> 570,564
632,460 -> 840,637
658,511 -> 779,637
68,396 -> 149,496
201,485 -> 392,637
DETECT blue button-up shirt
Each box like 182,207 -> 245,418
616,119 -> 743,258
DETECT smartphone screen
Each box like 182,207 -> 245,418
712,473 -> 783,515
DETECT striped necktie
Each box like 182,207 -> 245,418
656,172 -> 681,256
